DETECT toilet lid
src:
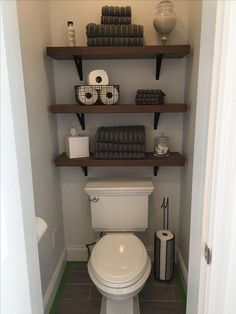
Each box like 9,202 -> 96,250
90,233 -> 148,287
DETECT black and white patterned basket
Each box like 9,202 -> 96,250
74,85 -> 119,105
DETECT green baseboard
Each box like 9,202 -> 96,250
176,263 -> 187,303
49,262 -> 87,313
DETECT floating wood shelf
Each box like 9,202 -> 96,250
46,45 -> 190,60
50,103 -> 187,130
46,45 -> 190,80
55,152 -> 185,176
51,103 -> 187,113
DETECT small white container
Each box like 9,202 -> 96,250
154,133 -> 170,157
67,21 -> 76,47
66,135 -> 89,158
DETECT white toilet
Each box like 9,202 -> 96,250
85,178 -> 154,314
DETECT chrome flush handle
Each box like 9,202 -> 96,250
89,196 -> 99,202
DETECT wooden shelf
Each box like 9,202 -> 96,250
51,103 -> 187,113
55,152 -> 185,176
51,103 -> 187,130
46,45 -> 190,80
46,45 -> 190,60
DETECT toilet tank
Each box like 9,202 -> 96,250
85,178 -> 154,231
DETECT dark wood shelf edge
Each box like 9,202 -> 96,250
46,45 -> 190,60
55,152 -> 185,167
50,104 -> 187,114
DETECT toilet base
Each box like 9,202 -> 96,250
100,295 -> 140,314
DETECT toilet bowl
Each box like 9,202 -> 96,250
88,233 -> 151,314
85,178 -> 154,313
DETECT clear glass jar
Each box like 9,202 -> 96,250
153,0 -> 176,44
154,133 -> 170,157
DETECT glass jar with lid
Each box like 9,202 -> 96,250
154,132 -> 170,157
153,0 -> 177,44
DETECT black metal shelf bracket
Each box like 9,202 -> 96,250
81,166 -> 88,176
154,166 -> 159,176
156,54 -> 163,80
73,56 -> 83,80
76,113 -> 85,130
154,112 -> 161,129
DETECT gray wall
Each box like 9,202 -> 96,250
17,0 -> 65,301
179,0 -> 202,273
49,0 -> 188,260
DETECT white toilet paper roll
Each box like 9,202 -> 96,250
78,85 -> 98,105
35,217 -> 48,242
100,85 -> 119,105
87,69 -> 109,85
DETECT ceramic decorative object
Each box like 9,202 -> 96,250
153,0 -> 176,44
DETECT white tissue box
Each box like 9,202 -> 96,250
65,135 -> 89,158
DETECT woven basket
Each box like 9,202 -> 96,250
74,85 -> 119,105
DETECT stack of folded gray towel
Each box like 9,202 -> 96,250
135,89 -> 166,105
94,126 -> 146,159
86,6 -> 144,46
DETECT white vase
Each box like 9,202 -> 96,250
153,0 -> 177,44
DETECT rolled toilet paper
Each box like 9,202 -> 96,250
87,69 -> 109,85
155,230 -> 174,281
35,216 -> 48,242
78,85 -> 98,105
100,85 -> 119,105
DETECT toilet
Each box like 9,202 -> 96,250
85,178 -> 154,314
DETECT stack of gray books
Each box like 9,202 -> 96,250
94,126 -> 146,159
86,6 -> 144,46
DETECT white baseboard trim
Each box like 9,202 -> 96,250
66,245 -> 178,263
177,249 -> 188,286
66,245 -> 155,262
43,249 -> 66,314
67,245 -> 88,261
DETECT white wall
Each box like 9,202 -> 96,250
17,1 -> 65,310
179,0 -> 202,276
49,0 -> 189,260
1,2 -> 44,313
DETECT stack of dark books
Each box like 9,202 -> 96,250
86,6 -> 144,46
94,126 -> 146,159
136,89 -> 166,105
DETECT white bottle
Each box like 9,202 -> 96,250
67,21 -> 76,46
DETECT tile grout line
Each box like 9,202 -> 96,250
88,286 -> 92,300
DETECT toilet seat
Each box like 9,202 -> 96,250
90,233 -> 148,289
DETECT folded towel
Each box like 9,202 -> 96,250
87,37 -> 143,46
102,6 -> 131,17
135,89 -> 166,105
101,16 -> 131,25
94,151 -> 145,159
95,142 -> 145,153
86,23 -> 143,38
136,89 -> 166,96
136,98 -> 165,105
95,126 -> 146,144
